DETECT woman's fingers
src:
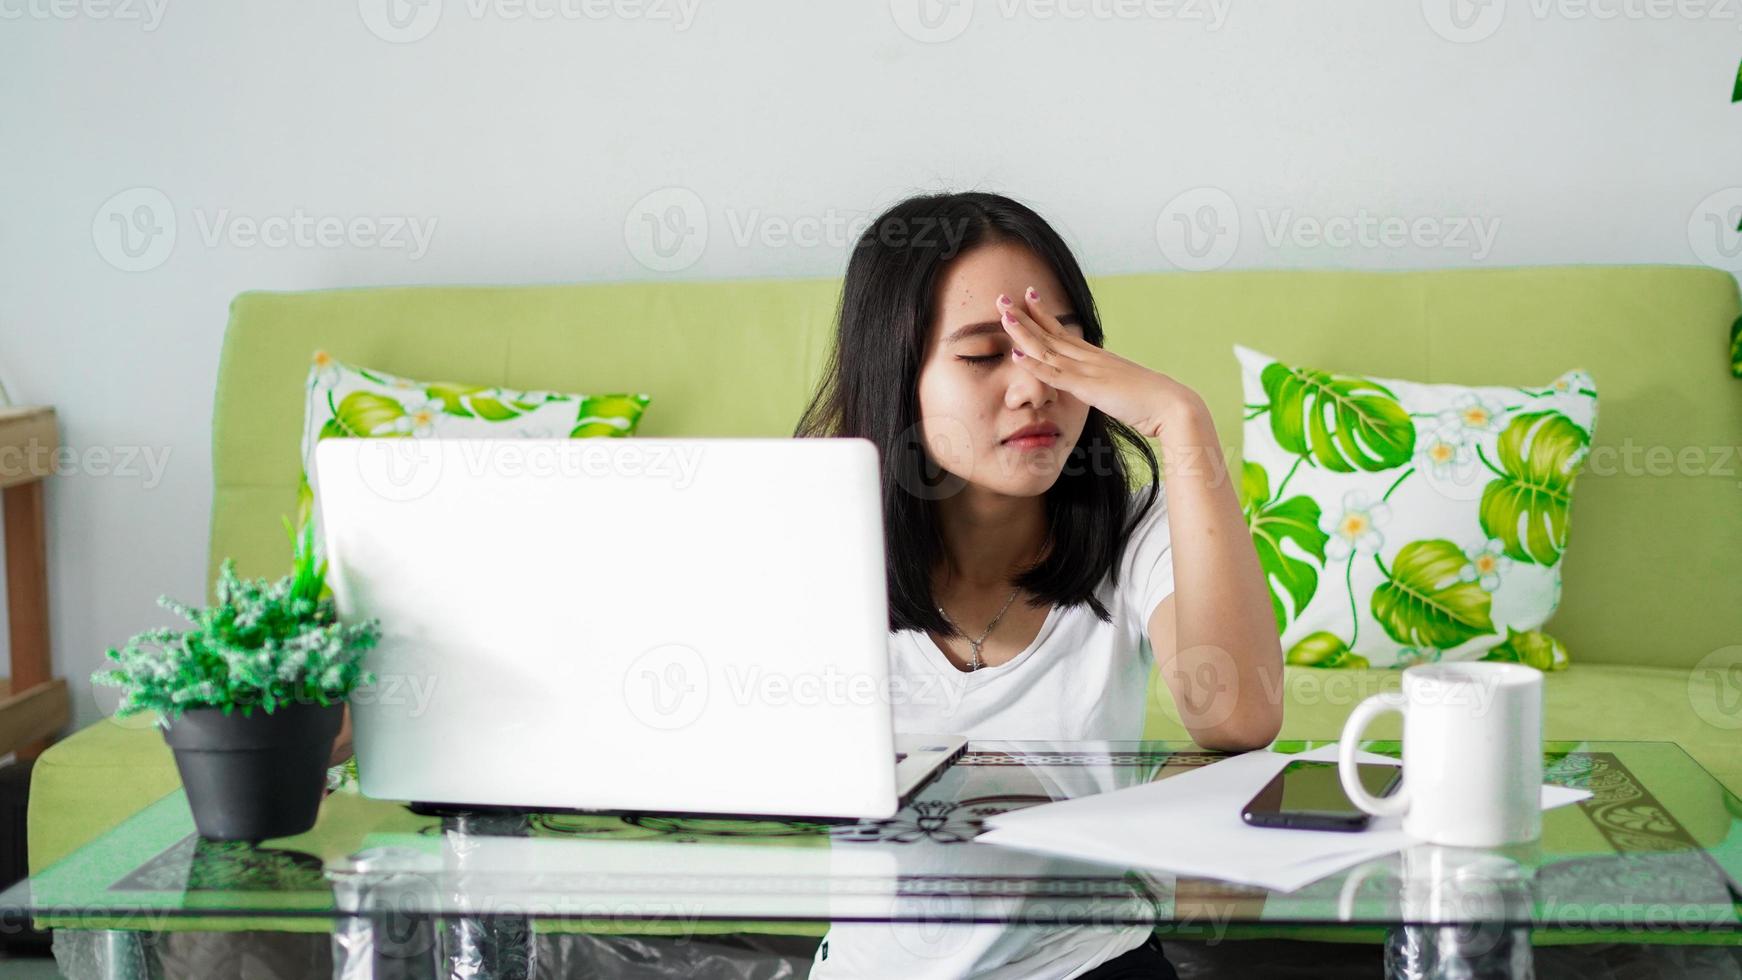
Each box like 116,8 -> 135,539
1018,285 -> 1078,342
995,300 -> 1044,358
999,299 -> 1083,365
1016,287 -> 1101,362
999,307 -> 1077,387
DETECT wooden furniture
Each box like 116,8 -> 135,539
1,406 -> 67,760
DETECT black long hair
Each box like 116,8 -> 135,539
794,191 -> 1162,638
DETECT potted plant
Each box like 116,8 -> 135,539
94,520 -> 379,841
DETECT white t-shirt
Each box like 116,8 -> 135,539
809,483 -> 1178,980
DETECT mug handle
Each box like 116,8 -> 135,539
1338,691 -> 1411,818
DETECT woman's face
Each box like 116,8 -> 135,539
916,241 -> 1092,499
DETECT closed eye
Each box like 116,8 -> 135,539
957,354 -> 1003,367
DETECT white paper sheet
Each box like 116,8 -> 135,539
976,744 -> 1591,892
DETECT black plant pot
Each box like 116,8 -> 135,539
160,701 -> 344,842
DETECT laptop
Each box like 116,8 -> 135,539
313,436 -> 966,821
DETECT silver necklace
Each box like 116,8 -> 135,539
937,585 -> 1022,672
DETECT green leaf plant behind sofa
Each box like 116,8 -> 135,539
28,266 -> 1742,939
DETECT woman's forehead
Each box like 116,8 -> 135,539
934,241 -> 1062,301
929,244 -> 1068,345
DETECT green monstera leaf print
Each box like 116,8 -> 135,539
1260,361 -> 1415,473
1286,631 -> 1369,669
1481,626 -> 1569,671
425,383 -> 546,422
1371,539 -> 1496,650
571,394 -> 652,438
318,392 -> 405,439
1730,314 -> 1741,379
1478,410 -> 1589,566
1239,461 -> 1330,633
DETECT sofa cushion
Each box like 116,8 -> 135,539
298,350 -> 652,530
1235,344 -> 1595,670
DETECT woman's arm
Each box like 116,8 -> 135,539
994,289 -> 1284,749
1147,397 -> 1284,752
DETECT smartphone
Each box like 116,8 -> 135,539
1240,760 -> 1403,832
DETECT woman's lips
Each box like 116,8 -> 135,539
1003,434 -> 1059,451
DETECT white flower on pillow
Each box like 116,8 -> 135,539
1459,538 -> 1512,592
312,350 -> 342,388
387,398 -> 442,437
1324,489 -> 1391,561
1417,424 -> 1475,477
1546,371 -> 1593,396
1437,392 -> 1503,436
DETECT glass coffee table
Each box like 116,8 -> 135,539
5,739 -> 1740,980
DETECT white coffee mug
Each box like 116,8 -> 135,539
1337,662 -> 1545,847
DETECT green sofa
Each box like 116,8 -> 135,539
30,264 -> 1742,884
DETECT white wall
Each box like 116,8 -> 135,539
2,0 -> 1739,729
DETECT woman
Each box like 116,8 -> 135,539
795,191 -> 1284,979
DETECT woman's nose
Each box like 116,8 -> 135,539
1007,362 -> 1057,407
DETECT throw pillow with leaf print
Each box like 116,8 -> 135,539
1234,344 -> 1596,670
296,350 -> 652,529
